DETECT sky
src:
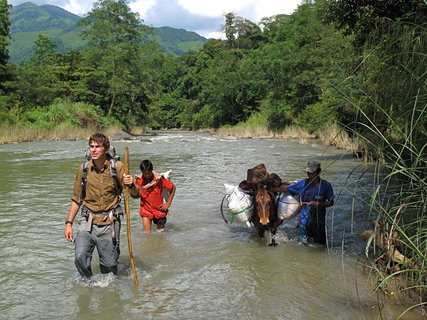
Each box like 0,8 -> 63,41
9,0 -> 303,39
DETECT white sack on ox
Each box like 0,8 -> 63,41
222,183 -> 253,227
276,193 -> 301,221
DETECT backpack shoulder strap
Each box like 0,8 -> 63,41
80,158 -> 122,201
79,160 -> 90,202
108,158 -> 121,194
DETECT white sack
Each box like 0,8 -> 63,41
223,184 -> 253,224
161,170 -> 172,203
277,193 -> 301,221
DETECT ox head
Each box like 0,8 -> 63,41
255,183 -> 271,225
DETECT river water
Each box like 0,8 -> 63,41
0,131 -> 420,320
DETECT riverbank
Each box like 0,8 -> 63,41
216,122 -> 362,153
0,124 -> 122,144
0,122 -> 362,155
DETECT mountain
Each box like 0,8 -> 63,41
7,2 -> 208,63
153,26 -> 209,55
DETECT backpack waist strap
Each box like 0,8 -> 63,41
81,204 -> 122,239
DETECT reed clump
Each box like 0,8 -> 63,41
217,124 -> 316,140
317,123 -> 363,152
350,101 -> 426,317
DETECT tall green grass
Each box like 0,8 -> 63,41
0,99 -> 123,144
329,17 -> 426,315
344,98 -> 426,317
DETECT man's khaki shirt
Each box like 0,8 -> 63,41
72,159 -> 125,225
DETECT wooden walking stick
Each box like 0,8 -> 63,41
125,147 -> 138,285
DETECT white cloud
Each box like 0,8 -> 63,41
253,0 -> 301,21
178,0 -> 301,23
205,31 -> 226,40
128,0 -> 157,17
178,0 -> 249,17
62,0 -> 95,16
9,0 -> 302,38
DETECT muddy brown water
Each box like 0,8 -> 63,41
0,131 -> 421,319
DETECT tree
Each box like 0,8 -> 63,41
323,0 -> 427,138
26,35 -> 57,66
0,0 -> 11,92
79,0 -> 152,128
222,13 -> 264,49
222,12 -> 237,49
322,0 -> 427,46
234,17 -> 263,49
253,2 -> 330,129
0,0 -> 10,66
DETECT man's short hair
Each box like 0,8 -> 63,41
89,133 -> 110,149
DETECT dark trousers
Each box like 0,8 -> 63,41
306,223 -> 326,245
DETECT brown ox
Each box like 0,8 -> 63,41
251,182 -> 281,246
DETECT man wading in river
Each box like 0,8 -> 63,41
64,133 -> 134,278
273,160 -> 334,245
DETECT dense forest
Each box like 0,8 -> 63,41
0,0 -> 425,155
0,0 -> 426,313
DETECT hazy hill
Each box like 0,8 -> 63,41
8,2 -> 208,63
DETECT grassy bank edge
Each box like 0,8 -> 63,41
216,122 -> 362,153
0,122 -> 362,155
0,124 -> 122,144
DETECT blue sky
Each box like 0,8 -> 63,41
9,0 -> 302,38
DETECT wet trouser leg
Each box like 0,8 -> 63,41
297,224 -> 308,245
74,220 -> 120,278
93,221 -> 121,275
307,223 -> 326,245
74,227 -> 96,278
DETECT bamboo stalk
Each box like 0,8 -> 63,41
125,147 -> 138,285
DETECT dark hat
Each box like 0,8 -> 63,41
305,160 -> 321,173
247,164 -> 267,184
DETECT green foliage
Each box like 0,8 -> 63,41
348,98 -> 427,314
47,99 -> 103,127
2,0 -> 425,172
78,0 -> 153,129
192,104 -> 216,128
25,34 -> 57,66
7,29 -> 85,64
3,98 -> 112,129
297,91 -> 339,133
222,12 -> 264,50
323,0 -> 427,46
152,93 -> 187,128
318,0 -> 427,308
236,111 -> 267,128
261,96 -> 294,131
0,97 -> 19,124
0,0 -> 11,86
323,2 -> 427,162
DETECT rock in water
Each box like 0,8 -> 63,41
110,130 -> 136,140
